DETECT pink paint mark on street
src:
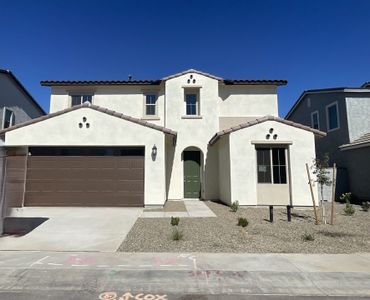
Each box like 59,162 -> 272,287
64,255 -> 96,265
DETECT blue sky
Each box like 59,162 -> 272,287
1,0 -> 370,116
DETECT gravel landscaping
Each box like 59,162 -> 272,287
118,201 -> 370,253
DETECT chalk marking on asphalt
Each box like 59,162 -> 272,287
30,256 -> 50,267
47,263 -> 63,266
97,265 -> 110,268
71,264 -> 88,267
117,264 -> 131,267
160,264 -> 175,267
139,265 -> 152,267
177,264 -> 188,267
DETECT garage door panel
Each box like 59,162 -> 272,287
25,154 -> 144,207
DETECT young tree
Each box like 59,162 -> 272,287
312,153 -> 332,224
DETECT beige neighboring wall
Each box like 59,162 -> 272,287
4,107 -> 168,206
228,120 -> 318,206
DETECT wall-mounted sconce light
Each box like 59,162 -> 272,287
152,144 -> 157,159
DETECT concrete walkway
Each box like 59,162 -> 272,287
142,200 -> 216,218
0,251 -> 369,298
0,207 -> 142,252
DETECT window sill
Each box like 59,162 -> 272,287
142,116 -> 160,121
181,115 -> 203,119
327,127 -> 340,133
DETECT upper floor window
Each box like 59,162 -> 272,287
257,147 -> 287,184
71,95 -> 92,107
2,107 -> 14,129
311,111 -> 320,130
326,101 -> 339,131
185,89 -> 200,116
145,94 -> 157,116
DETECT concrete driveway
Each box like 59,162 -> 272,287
0,207 -> 142,252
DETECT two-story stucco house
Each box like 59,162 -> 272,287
0,69 -> 46,232
0,69 -> 324,209
285,83 -> 370,200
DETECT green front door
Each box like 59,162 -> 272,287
183,151 -> 201,198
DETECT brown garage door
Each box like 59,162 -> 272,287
25,154 -> 144,207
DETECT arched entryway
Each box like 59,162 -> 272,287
182,147 -> 202,199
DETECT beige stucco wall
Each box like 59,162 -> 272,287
50,85 -> 165,127
217,135 -> 231,204
4,107 -> 168,206
218,85 -> 278,117
228,120 -> 319,206
164,73 -> 220,199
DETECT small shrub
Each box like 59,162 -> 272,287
361,202 -> 370,212
343,203 -> 355,216
339,192 -> 352,203
302,232 -> 315,241
237,217 -> 249,227
170,216 -> 180,226
230,201 -> 239,212
171,227 -> 183,241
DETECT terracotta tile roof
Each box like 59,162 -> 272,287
223,79 -> 287,86
209,115 -> 326,145
40,69 -> 287,87
0,69 -> 46,115
340,132 -> 370,150
41,80 -> 161,86
0,102 -> 177,137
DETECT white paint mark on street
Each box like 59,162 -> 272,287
47,263 -> 63,266
97,265 -> 110,268
71,264 -> 88,267
117,264 -> 131,267
30,256 -> 50,267
139,265 -> 152,267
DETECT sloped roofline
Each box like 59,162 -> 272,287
339,132 -> 370,150
40,69 -> 287,87
209,115 -> 326,145
0,102 -> 177,137
0,69 -> 46,115
285,87 -> 370,119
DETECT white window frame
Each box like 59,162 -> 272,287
310,110 -> 320,130
326,101 -> 340,132
256,146 -> 288,185
69,93 -> 94,107
143,93 -> 158,119
2,107 -> 14,129
184,88 -> 200,117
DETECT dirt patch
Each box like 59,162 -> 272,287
119,201 -> 370,253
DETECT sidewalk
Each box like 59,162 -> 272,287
0,251 -> 369,298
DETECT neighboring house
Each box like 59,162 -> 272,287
285,83 -> 370,200
0,69 -> 324,209
0,69 -> 46,232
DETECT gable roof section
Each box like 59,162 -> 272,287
285,86 -> 370,119
40,69 -> 287,87
209,115 -> 326,145
0,102 -> 177,137
361,81 -> 370,88
340,132 -> 370,150
0,69 -> 46,115
162,69 -> 223,81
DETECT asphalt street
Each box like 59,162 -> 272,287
0,251 -> 369,299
